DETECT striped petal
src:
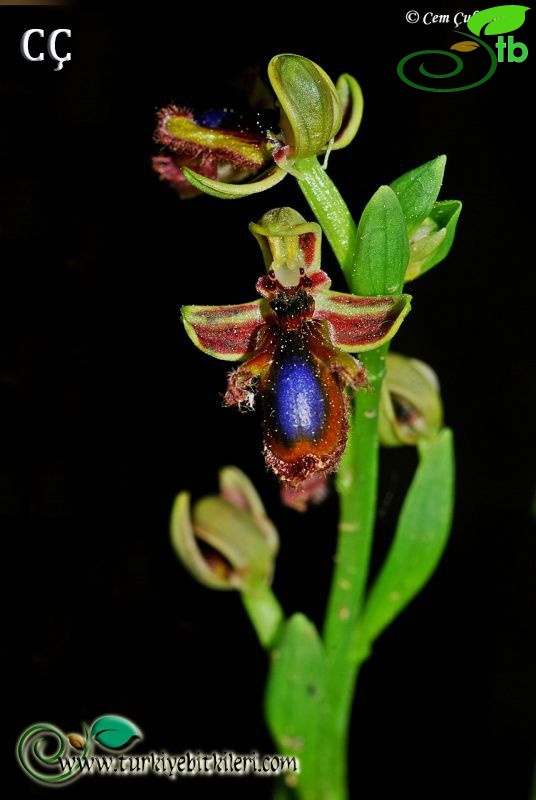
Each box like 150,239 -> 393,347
182,300 -> 268,361
314,291 -> 412,352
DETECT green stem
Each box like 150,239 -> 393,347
242,587 -> 284,650
296,156 -> 357,276
292,156 -> 404,799
321,345 -> 387,797
295,157 -> 397,798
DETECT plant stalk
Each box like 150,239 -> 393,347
320,345 -> 386,798
296,156 -> 357,278
242,586 -> 284,650
296,158 -> 392,798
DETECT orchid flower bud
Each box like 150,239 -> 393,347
379,352 -> 443,446
170,467 -> 278,591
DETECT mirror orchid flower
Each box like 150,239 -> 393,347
152,54 -> 363,199
182,208 -> 411,510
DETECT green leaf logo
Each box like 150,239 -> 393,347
467,5 -> 530,36
90,715 -> 141,751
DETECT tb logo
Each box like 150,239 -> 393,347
495,35 -> 529,61
20,29 -> 71,72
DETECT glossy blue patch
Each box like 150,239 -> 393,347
273,355 -> 326,442
195,109 -> 237,129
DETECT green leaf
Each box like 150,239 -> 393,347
405,199 -> 462,281
360,428 -> 455,645
351,185 -> 409,296
467,5 -> 530,36
265,614 -> 326,800
391,155 -> 446,232
90,716 -> 141,751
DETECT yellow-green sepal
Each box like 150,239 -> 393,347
329,73 -> 364,151
268,54 -> 343,161
170,492 -> 232,590
182,165 -> 287,199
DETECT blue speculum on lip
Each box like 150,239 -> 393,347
268,349 -> 327,444
194,108 -> 280,135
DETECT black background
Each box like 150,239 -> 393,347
4,5 -> 534,799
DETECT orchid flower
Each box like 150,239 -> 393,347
153,54 -> 363,199
182,207 -> 411,509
